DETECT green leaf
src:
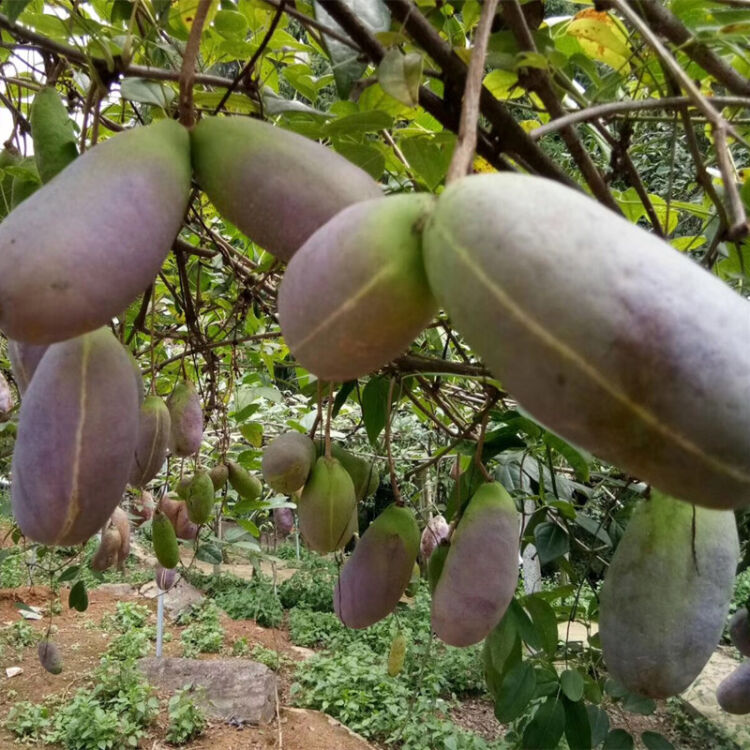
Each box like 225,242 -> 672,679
235,519 -> 260,537
58,565 -> 80,583
195,543 -> 222,565
7,1 -> 33,22
603,729 -> 634,750
544,432 -> 590,482
69,580 -> 88,612
332,381 -> 356,418
332,141 -> 385,180
494,661 -> 536,722
586,705 -> 610,747
563,697 -> 592,750
485,608 -> 521,677
560,669 -> 585,702
534,521 -> 569,565
31,91 -> 77,187
120,78 -> 175,109
574,512 -> 612,546
622,692 -> 656,715
399,135 -> 454,191
240,422 -> 263,448
361,377 -> 391,447
522,696 -> 566,750
642,731 -> 675,750
523,595 -> 558,656
213,9 -> 248,38
378,48 -> 423,107
325,110 -> 394,136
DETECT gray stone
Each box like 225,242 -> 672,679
139,577 -> 204,621
96,583 -> 136,597
139,657 -> 276,724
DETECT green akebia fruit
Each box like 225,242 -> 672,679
168,380 -> 203,457
717,662 -> 750,714
91,527 -> 122,572
7,340 -> 48,394
11,328 -> 140,545
278,194 -> 437,381
227,461 -> 262,500
298,456 -> 357,553
431,482 -> 519,647
388,633 -> 407,677
30,86 -> 78,184
129,396 -> 171,488
209,463 -> 229,491
38,639 -> 63,675
0,147 -> 19,219
190,116 -> 382,262
186,471 -> 214,525
599,491 -> 738,698
423,173 -> 750,510
405,561 -> 421,598
262,432 -> 316,494
729,609 -> 750,657
175,476 -> 192,500
0,119 -> 191,344
152,508 -> 180,569
334,504 -> 419,628
10,157 -> 40,209
314,440 -> 379,501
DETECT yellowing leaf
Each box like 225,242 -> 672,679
567,9 -> 631,72
472,155 -> 496,173
177,0 -> 219,31
483,69 -> 524,100
378,48 -> 423,108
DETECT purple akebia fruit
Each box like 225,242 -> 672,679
278,194 -> 437,382
91,527 -> 122,572
129,395 -> 171,487
7,340 -> 48,394
167,380 -> 203,457
717,661 -> 750,714
0,371 -> 12,414
262,432 -> 316,495
155,564 -> 177,591
190,116 -> 383,262
273,507 -> 294,537
110,506 -> 130,570
11,328 -> 140,545
334,504 -> 420,629
431,482 -> 520,647
298,456 -> 357,553
420,515 -> 450,562
174,502 -> 199,541
0,119 -> 191,343
423,173 -> 750,510
729,608 -> 750,657
38,639 -> 63,674
599,491 -> 738,698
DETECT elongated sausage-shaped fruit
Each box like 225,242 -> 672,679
110,506 -> 130,570
423,173 -> 750,510
38,639 -> 63,674
11,328 -> 140,545
729,609 -> 750,657
190,116 -> 382,262
0,371 -> 12,414
315,440 -> 379,501
7,340 -> 48,394
388,633 -> 407,677
129,396 -> 171,487
274,507 -> 294,537
156,564 -> 177,591
278,194 -> 437,381
168,380 -> 203,457
0,119 -> 191,343
298,456 -> 356,553
227,461 -> 262,500
159,494 -> 199,541
431,482 -> 519,647
209,464 -> 229,491
186,471 -> 214,524
599,491 -> 738,698
131,490 -> 155,526
420,515 -> 450,562
152,508 -> 180,569
262,432 -> 316,495
334,504 -> 419,628
91,527 -> 122,572
717,661 -> 750,714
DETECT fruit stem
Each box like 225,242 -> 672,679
324,384 -> 333,460
385,377 -> 403,506
178,0 -> 214,129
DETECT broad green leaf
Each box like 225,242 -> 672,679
213,9 -> 248,38
533,521 -> 569,565
361,377 -> 391,447
179,0 -> 219,30
240,422 -> 263,447
494,661 -> 537,722
622,691 -> 656,715
8,1 -> 33,23
325,110 -> 394,136
120,78 -> 175,109
332,141 -> 385,180
522,696 -> 566,750
234,519 -> 260,537
399,135 -> 454,191
378,48 -> 423,107
574,512 -> 612,546
69,580 -> 88,612
523,594 -> 558,656
544,432 -> 590,482
560,668 -> 585,702
195,543 -> 222,564
332,381 -> 356,418
603,729 -> 635,750
58,565 -> 80,583
483,69 -> 524,99
586,704 -> 610,747
563,697 -> 592,750
642,731 -> 675,750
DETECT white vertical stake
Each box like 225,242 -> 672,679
156,588 -> 164,658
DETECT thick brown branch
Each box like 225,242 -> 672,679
178,0 -> 213,128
